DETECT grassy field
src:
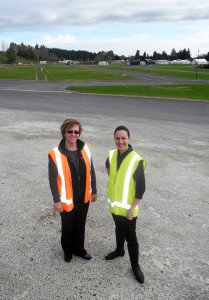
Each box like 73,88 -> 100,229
1,63 -> 209,80
66,85 -> 209,101
0,65 -> 36,80
0,64 -> 137,81
45,64 -> 138,80
95,64 -> 209,80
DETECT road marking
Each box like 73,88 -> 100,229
0,89 -> 73,93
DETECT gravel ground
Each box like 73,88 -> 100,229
0,107 -> 209,300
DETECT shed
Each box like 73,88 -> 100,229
191,59 -> 208,65
155,60 -> 169,64
171,59 -> 191,64
98,61 -> 108,66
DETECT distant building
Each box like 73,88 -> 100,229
112,60 -> 125,64
145,59 -> 155,65
66,60 -> 79,65
171,59 -> 191,64
191,59 -> 208,65
98,61 -> 108,66
155,60 -> 169,64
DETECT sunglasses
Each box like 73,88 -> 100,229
66,130 -> 80,135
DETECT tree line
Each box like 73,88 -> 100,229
3,41 -> 209,64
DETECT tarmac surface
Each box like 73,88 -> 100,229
0,74 -> 209,300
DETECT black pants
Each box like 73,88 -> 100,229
60,198 -> 89,256
112,214 -> 138,249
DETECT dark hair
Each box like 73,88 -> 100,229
114,125 -> 130,137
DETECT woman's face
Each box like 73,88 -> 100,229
64,125 -> 80,144
114,130 -> 130,154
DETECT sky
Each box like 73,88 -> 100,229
1,0 -> 209,57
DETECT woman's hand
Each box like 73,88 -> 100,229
91,194 -> 97,202
126,209 -> 134,220
126,198 -> 141,220
54,202 -> 63,212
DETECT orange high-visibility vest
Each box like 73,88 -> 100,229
48,143 -> 92,212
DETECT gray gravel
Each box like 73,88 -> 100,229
0,104 -> 209,300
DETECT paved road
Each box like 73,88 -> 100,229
0,78 -> 209,300
76,65 -> 209,84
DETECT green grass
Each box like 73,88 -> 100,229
0,52 -> 7,64
43,64 -> 137,81
66,85 -> 209,101
0,63 -> 137,81
129,67 -> 209,80
0,65 -> 36,80
1,62 -> 209,84
95,64 -> 209,80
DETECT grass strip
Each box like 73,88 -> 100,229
0,64 -> 137,81
66,85 -> 209,101
44,65 -> 137,81
95,64 -> 209,80
0,65 -> 36,80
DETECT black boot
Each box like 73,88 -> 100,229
105,249 -> 125,260
128,244 -> 144,284
105,227 -> 125,260
64,253 -> 72,262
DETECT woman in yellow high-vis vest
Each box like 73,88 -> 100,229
105,125 -> 146,284
48,118 -> 97,262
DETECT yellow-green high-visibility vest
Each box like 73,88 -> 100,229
107,149 -> 146,217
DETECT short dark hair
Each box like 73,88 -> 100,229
60,118 -> 82,137
114,125 -> 130,137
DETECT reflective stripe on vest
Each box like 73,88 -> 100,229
81,144 -> 92,202
53,147 -> 73,206
108,149 -> 115,165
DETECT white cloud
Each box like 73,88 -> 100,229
42,34 -> 76,48
1,0 -> 209,31
1,1 -> 209,56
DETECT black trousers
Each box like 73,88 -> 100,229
112,214 -> 138,249
60,198 -> 89,256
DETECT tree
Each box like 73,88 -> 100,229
205,52 -> 209,61
94,53 -> 103,63
142,52 -> 146,60
6,44 -> 16,63
186,48 -> 191,60
106,50 -> 114,62
170,48 -> 177,60
114,54 -> 121,60
17,43 -> 28,58
39,45 -> 49,61
134,50 -> 140,60
49,52 -> 58,62
1,40 -> 6,52
26,45 -> 36,59
162,51 -> 168,60
153,51 -> 159,60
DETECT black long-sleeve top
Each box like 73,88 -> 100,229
48,138 -> 97,203
105,145 -> 145,199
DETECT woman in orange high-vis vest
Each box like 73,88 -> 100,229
48,118 -> 97,262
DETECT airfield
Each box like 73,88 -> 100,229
0,69 -> 209,300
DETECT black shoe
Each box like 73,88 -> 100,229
105,249 -> 125,260
64,253 -> 72,262
132,265 -> 144,284
81,253 -> 92,260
